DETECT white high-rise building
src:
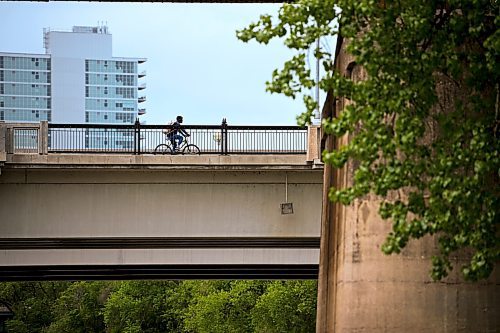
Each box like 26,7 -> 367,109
0,25 -> 146,124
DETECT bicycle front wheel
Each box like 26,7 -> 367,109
183,144 -> 200,155
154,144 -> 172,155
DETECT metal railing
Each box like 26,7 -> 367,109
46,119 -> 307,155
12,127 -> 39,154
0,121 -> 48,155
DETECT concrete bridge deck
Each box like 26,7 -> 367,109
2,153 -> 322,170
0,130 -> 324,280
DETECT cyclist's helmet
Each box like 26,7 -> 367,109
176,115 -> 183,123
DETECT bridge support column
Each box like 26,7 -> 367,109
315,127 -> 338,333
306,125 -> 321,163
315,112 -> 499,333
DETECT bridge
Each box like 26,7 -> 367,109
0,121 -> 323,280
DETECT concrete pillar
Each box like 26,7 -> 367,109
39,121 -> 48,155
307,125 -> 321,162
316,82 -> 499,333
317,121 -> 500,332
0,121 -> 6,162
315,130 -> 338,333
5,125 -> 13,155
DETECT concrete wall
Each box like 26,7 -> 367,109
316,37 -> 499,332
51,57 -> 85,123
46,31 -> 112,58
0,163 -> 323,268
0,169 -> 321,238
47,30 -> 112,123
330,191 -> 499,332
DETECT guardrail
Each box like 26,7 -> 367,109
0,121 -> 48,157
0,120 -> 311,156
49,119 -> 307,154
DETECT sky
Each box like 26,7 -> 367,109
0,1 -> 330,125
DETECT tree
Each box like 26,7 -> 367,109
103,281 -> 183,333
183,281 -> 266,333
251,280 -> 317,333
0,280 -> 318,332
44,281 -> 111,333
0,282 -> 69,333
237,0 -> 499,281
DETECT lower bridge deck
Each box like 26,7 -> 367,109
0,154 -> 323,280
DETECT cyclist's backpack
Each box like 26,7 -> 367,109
163,120 -> 175,136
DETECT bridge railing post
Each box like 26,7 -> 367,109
39,121 -> 48,155
134,118 -> 141,155
0,121 -> 6,162
221,118 -> 228,155
2,123 -> 40,155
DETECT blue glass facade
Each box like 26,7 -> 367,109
85,59 -> 139,124
0,55 -> 51,122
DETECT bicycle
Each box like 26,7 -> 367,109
153,134 -> 200,155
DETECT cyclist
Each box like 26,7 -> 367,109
167,115 -> 190,151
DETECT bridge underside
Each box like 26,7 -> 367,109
0,156 -> 323,280
0,237 -> 319,281
0,264 -> 318,281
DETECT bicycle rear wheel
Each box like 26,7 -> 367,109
183,144 -> 200,155
154,144 -> 172,155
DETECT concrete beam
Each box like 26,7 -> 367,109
0,248 -> 319,266
0,167 -> 322,270
4,153 -> 321,171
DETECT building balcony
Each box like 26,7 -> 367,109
138,71 -> 146,78
138,83 -> 146,90
138,96 -> 146,103
138,108 -> 146,115
138,58 -> 147,64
